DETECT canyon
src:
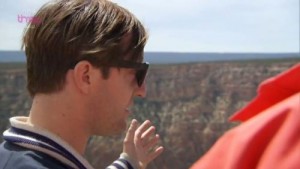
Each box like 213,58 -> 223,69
0,58 -> 299,168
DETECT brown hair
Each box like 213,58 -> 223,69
22,0 -> 148,97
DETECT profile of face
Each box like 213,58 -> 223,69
87,63 -> 147,136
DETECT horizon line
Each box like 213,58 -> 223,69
0,50 -> 299,54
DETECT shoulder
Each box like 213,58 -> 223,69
0,141 -> 70,169
191,93 -> 300,169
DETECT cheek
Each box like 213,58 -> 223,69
128,73 -> 138,88
113,75 -> 136,103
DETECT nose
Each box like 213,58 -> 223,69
135,81 -> 146,98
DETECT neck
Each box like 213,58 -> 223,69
28,92 -> 89,155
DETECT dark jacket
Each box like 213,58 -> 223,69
0,141 -> 71,169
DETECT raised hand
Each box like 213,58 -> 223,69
122,119 -> 164,169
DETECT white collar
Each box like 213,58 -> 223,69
3,116 -> 94,169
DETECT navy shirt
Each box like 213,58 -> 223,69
1,116 -> 136,169
0,141 -> 72,169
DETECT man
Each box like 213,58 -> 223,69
190,63 -> 300,169
0,0 -> 163,169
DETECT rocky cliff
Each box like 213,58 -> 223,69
0,58 -> 299,169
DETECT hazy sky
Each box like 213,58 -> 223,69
0,0 -> 299,52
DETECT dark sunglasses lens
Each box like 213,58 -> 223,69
136,69 -> 147,87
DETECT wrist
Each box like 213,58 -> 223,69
120,152 -> 140,169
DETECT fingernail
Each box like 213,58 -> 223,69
132,119 -> 139,126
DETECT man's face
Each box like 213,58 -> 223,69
88,66 -> 146,136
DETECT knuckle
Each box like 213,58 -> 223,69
123,139 -> 131,144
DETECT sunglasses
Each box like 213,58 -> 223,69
71,59 -> 149,87
110,60 -> 149,87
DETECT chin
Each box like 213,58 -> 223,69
99,122 -> 127,136
114,122 -> 127,134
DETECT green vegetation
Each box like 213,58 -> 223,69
0,62 -> 26,71
0,58 -> 299,169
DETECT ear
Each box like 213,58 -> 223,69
72,61 -> 94,94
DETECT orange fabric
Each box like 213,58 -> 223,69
230,63 -> 300,122
190,64 -> 300,169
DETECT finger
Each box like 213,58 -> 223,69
141,126 -> 155,141
144,134 -> 160,150
124,119 -> 138,143
146,146 -> 164,163
135,120 -> 152,142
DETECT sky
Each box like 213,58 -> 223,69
0,0 -> 299,53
